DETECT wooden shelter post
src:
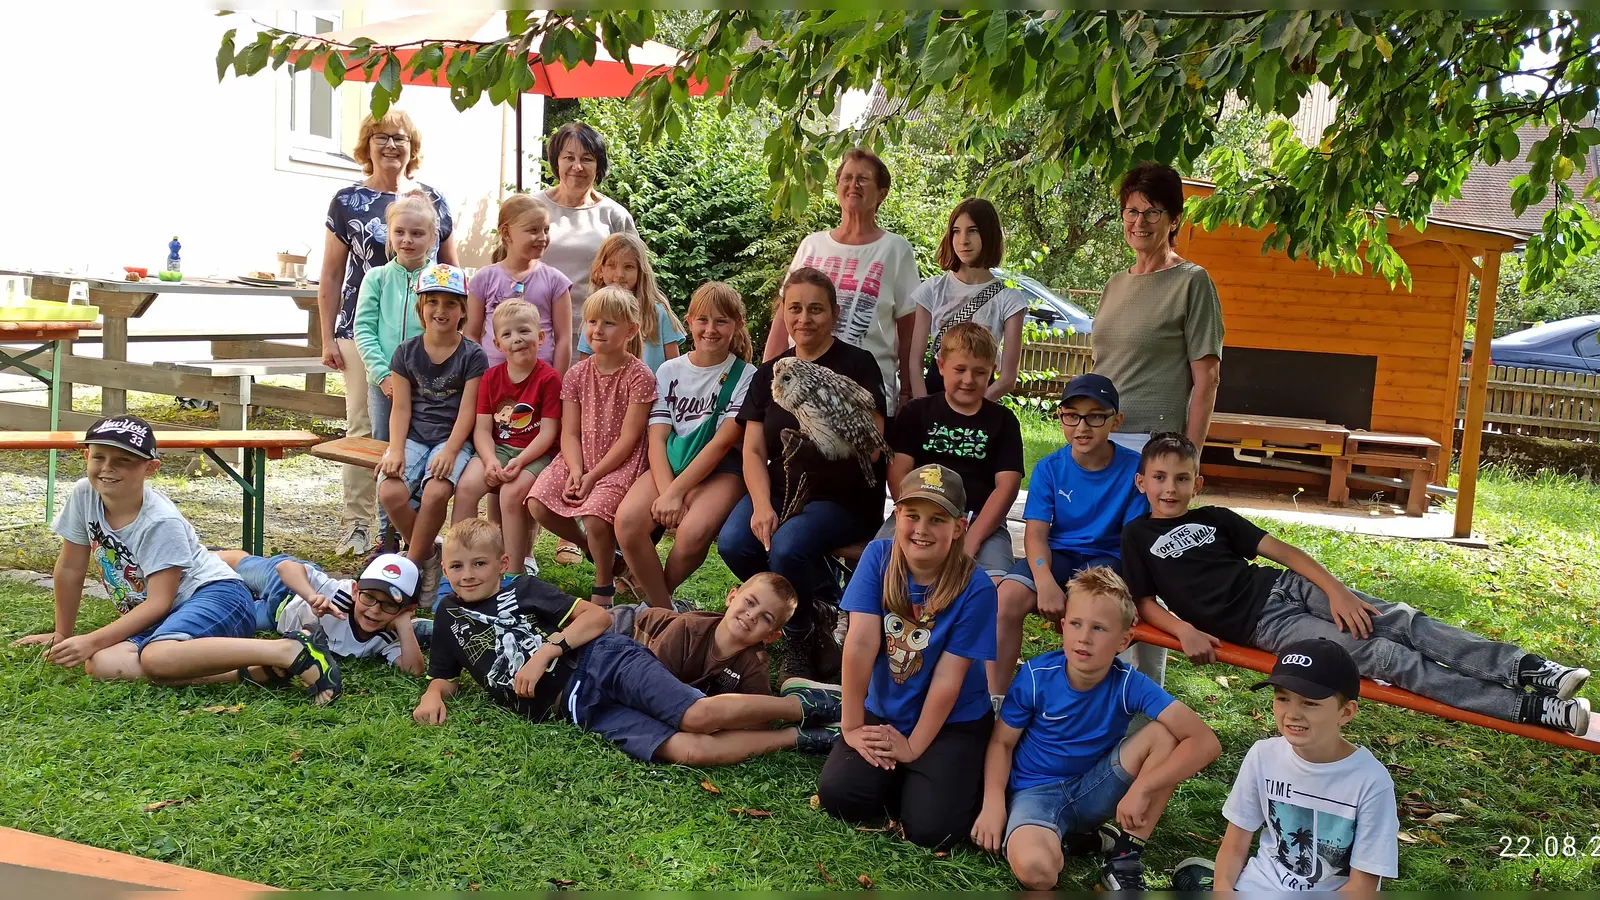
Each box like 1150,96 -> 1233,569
1455,248 -> 1500,538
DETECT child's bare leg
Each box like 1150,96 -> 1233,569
499,470 -> 540,567
678,692 -> 812,733
663,475 -> 744,593
615,477 -> 670,608
990,579 -> 1038,696
1007,825 -> 1065,890
529,499 -> 585,546
584,515 -> 618,600
84,642 -> 144,681
380,478 -> 418,546
138,636 -> 303,684
1116,720 -> 1179,840
453,459 -> 491,523
408,478 -> 455,565
655,728 -> 799,766
214,549 -> 250,568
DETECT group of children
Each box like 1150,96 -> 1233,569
11,187 -> 1596,891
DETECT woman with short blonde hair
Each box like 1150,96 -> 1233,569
318,109 -> 459,556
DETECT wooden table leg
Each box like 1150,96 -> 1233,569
304,311 -> 326,394
215,375 -> 248,467
1328,457 -> 1351,506
99,316 -> 128,415
1405,465 -> 1430,517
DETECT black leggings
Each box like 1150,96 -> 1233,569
818,711 -> 993,849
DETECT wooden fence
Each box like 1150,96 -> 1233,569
1016,336 -> 1600,442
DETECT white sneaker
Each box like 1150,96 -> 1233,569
523,555 -> 540,577
417,551 -> 443,602
338,523 -> 372,557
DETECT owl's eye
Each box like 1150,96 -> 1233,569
884,613 -> 905,637
906,627 -> 932,651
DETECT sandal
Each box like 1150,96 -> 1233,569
590,583 -> 616,609
554,540 -> 583,566
237,666 -> 292,689
287,631 -> 342,705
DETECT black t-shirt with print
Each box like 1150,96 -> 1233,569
1120,506 -> 1282,645
739,340 -> 888,533
429,574 -> 580,721
888,394 -> 1024,517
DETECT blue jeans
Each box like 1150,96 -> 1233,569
1000,548 -> 1121,593
717,496 -> 867,639
1004,740 -> 1133,846
127,579 -> 259,651
232,553 -> 297,630
1252,571 -> 1529,722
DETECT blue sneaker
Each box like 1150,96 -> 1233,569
796,723 -> 840,754
781,681 -> 842,727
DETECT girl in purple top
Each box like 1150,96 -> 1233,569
466,195 -> 575,374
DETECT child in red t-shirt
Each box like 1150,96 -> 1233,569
455,299 -> 562,572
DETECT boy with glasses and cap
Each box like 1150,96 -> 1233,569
1171,639 -> 1400,892
989,374 -> 1150,699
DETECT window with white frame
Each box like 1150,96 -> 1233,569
279,9 -> 356,169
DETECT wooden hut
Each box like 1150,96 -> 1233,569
1177,180 -> 1518,537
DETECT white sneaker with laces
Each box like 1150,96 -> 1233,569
523,555 -> 540,577
338,523 -> 372,557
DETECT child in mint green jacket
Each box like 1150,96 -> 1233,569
355,196 -> 436,448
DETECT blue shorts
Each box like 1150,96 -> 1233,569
1004,740 -> 1133,846
564,632 -> 705,762
380,439 -> 473,499
232,553 -> 297,631
1001,549 -> 1121,593
127,578 -> 259,651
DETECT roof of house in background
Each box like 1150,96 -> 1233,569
1429,123 -> 1600,239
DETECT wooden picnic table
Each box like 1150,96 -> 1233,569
0,269 -> 333,430
0,319 -> 99,521
0,430 -> 322,556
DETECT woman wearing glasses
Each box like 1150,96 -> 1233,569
320,110 -> 458,558
763,148 -> 922,417
1092,162 -> 1223,455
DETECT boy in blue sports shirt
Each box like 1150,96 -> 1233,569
972,567 -> 1220,891
990,374 -> 1149,697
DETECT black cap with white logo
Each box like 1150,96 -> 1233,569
1251,638 -> 1362,701
80,414 -> 157,460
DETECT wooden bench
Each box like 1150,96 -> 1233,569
1206,412 -> 1350,457
309,435 -> 386,469
0,430 -> 321,556
1129,622 -> 1600,755
1330,431 -> 1442,517
155,357 -> 336,437
68,328 -> 305,345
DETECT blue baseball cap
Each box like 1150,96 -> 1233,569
1060,373 -> 1120,411
415,263 -> 467,296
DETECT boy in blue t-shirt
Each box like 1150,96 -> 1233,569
990,374 -> 1149,697
972,567 -> 1220,892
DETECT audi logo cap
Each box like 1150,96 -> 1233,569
1251,637 -> 1361,701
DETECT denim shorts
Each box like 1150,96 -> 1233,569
232,553 -> 296,631
564,632 -> 706,761
1001,549 -> 1122,593
126,578 -> 259,651
1004,740 -> 1133,845
380,439 -> 473,498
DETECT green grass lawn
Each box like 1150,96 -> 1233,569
0,409 -> 1597,888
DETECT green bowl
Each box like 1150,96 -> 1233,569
157,270 -> 183,282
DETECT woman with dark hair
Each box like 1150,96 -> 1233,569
319,108 -> 457,557
533,120 -> 640,566
720,267 -> 888,685
763,148 -> 922,415
1093,162 -> 1224,689
1092,162 -> 1223,453
908,198 -> 1029,399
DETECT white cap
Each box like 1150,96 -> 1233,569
357,553 -> 419,604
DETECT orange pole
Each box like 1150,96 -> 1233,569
1455,249 -> 1500,538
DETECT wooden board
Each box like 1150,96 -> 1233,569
309,435 -> 386,468
0,400 -> 200,433
0,320 -> 91,341
0,430 -> 322,451
1208,413 -> 1349,453
1129,624 -> 1600,754
211,339 -> 316,360
74,329 -> 305,344
161,357 -> 331,377
0,827 -> 271,893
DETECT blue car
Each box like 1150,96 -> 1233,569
1479,315 -> 1600,374
994,268 -> 1095,335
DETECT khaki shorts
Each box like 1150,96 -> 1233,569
496,443 -> 553,476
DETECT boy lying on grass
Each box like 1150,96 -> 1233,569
1122,432 -> 1592,736
216,550 -> 425,676
413,519 -> 841,763
12,416 -> 332,704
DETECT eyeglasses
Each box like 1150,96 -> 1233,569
357,591 -> 407,614
1121,206 -> 1168,223
838,173 -> 879,186
1057,411 -> 1112,427
372,133 -> 411,147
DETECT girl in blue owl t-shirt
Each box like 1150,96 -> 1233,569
817,463 -> 998,850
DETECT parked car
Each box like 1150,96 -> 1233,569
994,268 -> 1095,335
1464,315 -> 1600,373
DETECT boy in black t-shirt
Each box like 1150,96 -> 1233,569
1121,433 -> 1593,736
415,519 -> 842,761
885,322 -> 1024,581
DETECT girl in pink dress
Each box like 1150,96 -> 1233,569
528,286 -> 656,606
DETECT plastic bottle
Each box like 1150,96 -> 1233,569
166,236 -> 182,274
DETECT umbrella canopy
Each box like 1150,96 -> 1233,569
311,11 -> 683,99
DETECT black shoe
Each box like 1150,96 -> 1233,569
796,724 -> 840,754
1101,853 -> 1148,891
1062,824 -> 1115,857
782,683 -> 842,726
1520,657 -> 1591,700
1171,857 -> 1215,891
811,624 -> 843,683
778,629 -> 817,685
1532,695 -> 1591,734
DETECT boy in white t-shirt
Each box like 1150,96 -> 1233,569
1173,638 -> 1399,892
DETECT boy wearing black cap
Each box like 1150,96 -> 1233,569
11,416 -> 342,700
990,373 -> 1150,697
1175,639 -> 1400,892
